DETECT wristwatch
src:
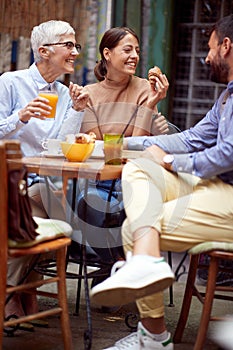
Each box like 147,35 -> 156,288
163,154 -> 174,171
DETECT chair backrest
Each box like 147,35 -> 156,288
151,118 -> 181,136
0,140 -> 23,230
0,140 -> 8,242
0,141 -> 8,326
0,140 -> 73,349
0,139 -> 23,253
0,140 -> 22,335
167,121 -> 181,134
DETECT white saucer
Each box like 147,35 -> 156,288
90,154 -> 104,159
41,151 -> 65,158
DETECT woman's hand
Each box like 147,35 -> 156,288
18,96 -> 52,123
151,113 -> 169,135
147,73 -> 169,109
69,82 -> 89,111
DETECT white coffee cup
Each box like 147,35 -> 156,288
42,139 -> 61,155
91,140 -> 104,158
65,134 -> 75,143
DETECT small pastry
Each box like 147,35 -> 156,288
148,66 -> 162,84
75,132 -> 96,144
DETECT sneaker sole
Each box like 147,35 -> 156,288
91,275 -> 174,306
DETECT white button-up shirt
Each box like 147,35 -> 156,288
127,81 -> 233,185
0,63 -> 83,156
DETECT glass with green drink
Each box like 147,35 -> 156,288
103,133 -> 123,165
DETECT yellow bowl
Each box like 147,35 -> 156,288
60,142 -> 95,162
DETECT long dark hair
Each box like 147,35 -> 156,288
94,27 -> 139,81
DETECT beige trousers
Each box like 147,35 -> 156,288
121,157 -> 233,319
28,181 -> 66,220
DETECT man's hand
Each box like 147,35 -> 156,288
141,144 -> 174,171
69,82 -> 89,111
142,144 -> 166,164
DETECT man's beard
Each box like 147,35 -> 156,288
209,56 -> 229,84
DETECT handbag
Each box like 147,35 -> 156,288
8,166 -> 39,242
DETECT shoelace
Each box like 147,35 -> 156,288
110,251 -> 132,277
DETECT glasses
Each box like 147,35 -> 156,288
43,41 -> 81,53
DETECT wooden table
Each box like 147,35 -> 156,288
18,156 -> 124,205
19,149 -> 143,179
12,155 -> 124,349
21,156 -> 123,180
8,149 -> 142,181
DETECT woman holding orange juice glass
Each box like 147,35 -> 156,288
0,20 -> 88,156
0,19 -> 89,324
0,19 -> 88,215
38,90 -> 59,120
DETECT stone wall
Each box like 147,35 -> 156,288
0,0 -> 93,80
0,0 -> 155,86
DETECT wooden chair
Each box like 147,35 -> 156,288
0,140 -> 73,350
173,242 -> 233,350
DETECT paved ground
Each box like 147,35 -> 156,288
2,253 -> 233,350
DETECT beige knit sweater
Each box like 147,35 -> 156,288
81,75 -> 156,139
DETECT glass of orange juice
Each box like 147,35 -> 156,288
38,90 -> 58,120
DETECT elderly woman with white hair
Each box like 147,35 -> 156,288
0,19 -> 88,325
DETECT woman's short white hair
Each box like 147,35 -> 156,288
31,20 -> 76,62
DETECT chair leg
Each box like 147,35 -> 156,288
173,254 -> 199,343
83,250 -> 93,350
167,251 -> 174,306
194,255 -> 218,350
0,258 -> 7,347
57,247 -> 73,350
75,260 -> 83,315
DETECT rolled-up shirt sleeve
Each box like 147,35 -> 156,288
178,96 -> 233,179
0,112 -> 25,137
0,77 -> 26,137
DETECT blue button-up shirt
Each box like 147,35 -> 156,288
0,63 -> 83,156
127,81 -> 233,185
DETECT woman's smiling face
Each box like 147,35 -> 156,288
104,33 -> 140,79
44,34 -> 79,76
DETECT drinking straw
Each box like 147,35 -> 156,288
117,106 -> 139,143
90,104 -> 139,142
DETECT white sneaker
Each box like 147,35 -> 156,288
103,322 -> 174,349
90,254 -> 174,306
